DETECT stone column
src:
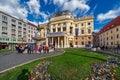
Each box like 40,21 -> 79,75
52,37 -> 53,44
64,36 -> 66,48
56,26 -> 58,32
61,40 -> 63,48
66,23 -> 69,33
66,37 -> 68,48
55,38 -> 57,48
46,38 -> 48,46
61,26 -> 63,32
50,26 -> 53,32
58,37 -> 60,48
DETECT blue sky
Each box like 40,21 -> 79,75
0,0 -> 120,32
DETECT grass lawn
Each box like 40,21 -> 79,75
0,49 -> 16,54
0,48 -> 119,80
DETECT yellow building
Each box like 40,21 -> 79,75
98,16 -> 120,49
35,11 -> 94,48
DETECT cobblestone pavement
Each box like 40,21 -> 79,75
0,49 -> 63,73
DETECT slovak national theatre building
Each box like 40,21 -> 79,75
34,11 -> 94,48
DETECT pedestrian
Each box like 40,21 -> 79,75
30,45 -> 34,54
34,45 -> 38,53
15,45 -> 20,53
43,46 -> 46,53
38,45 -> 42,53
27,45 -> 31,54
45,45 -> 49,53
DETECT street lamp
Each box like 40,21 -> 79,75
21,37 -> 24,45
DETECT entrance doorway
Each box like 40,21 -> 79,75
70,43 -> 73,47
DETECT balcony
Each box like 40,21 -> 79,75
12,27 -> 16,30
2,30 -> 8,33
11,32 -> 16,35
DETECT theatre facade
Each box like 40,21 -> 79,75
35,11 -> 94,48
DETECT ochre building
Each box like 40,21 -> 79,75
98,16 -> 120,49
36,11 -> 94,48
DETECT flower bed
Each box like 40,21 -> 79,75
28,61 -> 55,80
85,56 -> 120,80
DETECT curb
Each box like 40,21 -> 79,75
0,49 -> 65,73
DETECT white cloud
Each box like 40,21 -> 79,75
53,0 -> 67,6
27,0 -> 40,14
39,20 -> 49,24
0,0 -> 28,19
39,12 -> 49,20
63,0 -> 90,12
94,29 -> 100,32
97,7 -> 120,22
52,0 -> 90,16
27,0 -> 49,21
28,20 -> 38,26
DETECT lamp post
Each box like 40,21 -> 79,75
21,37 -> 24,46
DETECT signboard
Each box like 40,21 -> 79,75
47,32 -> 65,37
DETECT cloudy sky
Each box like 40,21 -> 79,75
0,0 -> 120,31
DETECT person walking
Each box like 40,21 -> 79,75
38,45 -> 42,53
34,45 -> 38,53
27,45 -> 31,54
45,45 -> 49,53
43,46 -> 46,53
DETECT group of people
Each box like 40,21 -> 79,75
27,45 -> 49,54
15,45 -> 26,53
15,44 -> 50,54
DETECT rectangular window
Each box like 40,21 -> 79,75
18,22 -> 22,25
88,29 -> 91,34
107,37 -> 108,40
88,22 -> 91,25
116,28 -> 119,31
2,27 -> 7,31
111,30 -> 112,33
88,37 -> 91,39
2,22 -> 7,26
81,23 -> 84,26
23,24 -> 26,27
82,42 -> 84,45
11,19 -> 16,23
75,24 -> 77,27
2,15 -> 7,21
82,37 -> 84,40
63,27 -> 66,31
107,42 -> 109,45
81,30 -> 84,34
111,36 -> 113,40
117,34 -> 119,38
111,42 -> 113,45
88,41 -> 91,44
53,29 -> 55,32
76,42 -> 78,45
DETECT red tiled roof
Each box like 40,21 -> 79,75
27,22 -> 37,28
98,16 -> 120,35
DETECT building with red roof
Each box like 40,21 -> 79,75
98,16 -> 120,49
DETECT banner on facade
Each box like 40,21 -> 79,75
75,28 -> 79,37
